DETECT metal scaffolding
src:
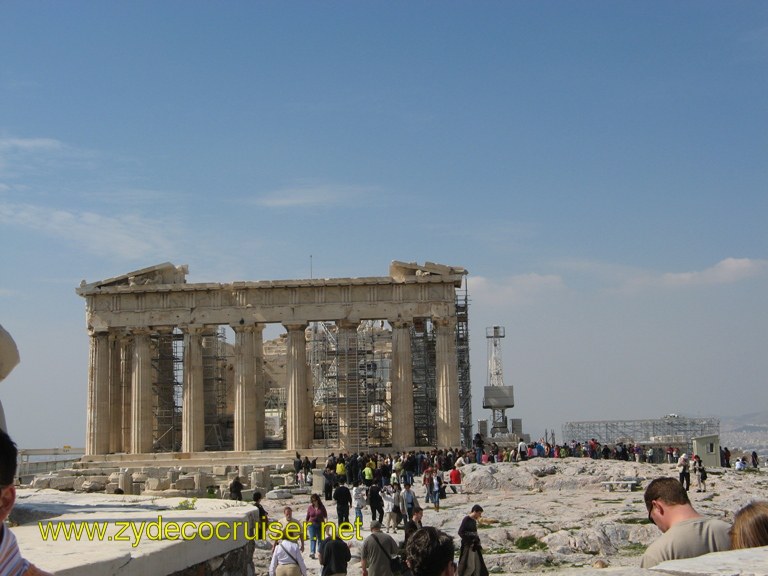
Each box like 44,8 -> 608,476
152,330 -> 184,452
455,283 -> 472,448
411,318 -> 437,446
309,321 -> 393,451
150,327 -> 232,452
562,415 -> 720,448
202,328 -> 232,451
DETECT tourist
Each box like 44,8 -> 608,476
269,531 -> 308,576
369,482 -> 385,523
0,429 -> 53,575
333,478 -> 353,524
457,505 -> 486,576
253,491 -> 269,530
751,451 -> 759,469
730,501 -> 768,549
319,524 -> 352,576
676,453 -> 691,491
229,476 -> 244,501
361,520 -> 399,576
391,482 -> 403,529
275,506 -> 304,552
383,484 -> 398,534
422,468 -> 434,503
335,455 -> 347,484
423,467 -> 442,508
640,477 -> 730,568
735,457 -> 748,471
723,447 -> 732,468
305,493 -> 328,559
516,439 -> 527,461
352,480 -> 368,525
294,452 -> 303,478
411,506 -> 424,529
399,482 -> 420,522
324,467 -> 336,501
473,433 -> 484,465
692,455 -> 707,493
449,465 -> 462,494
406,527 -> 456,576
363,462 -> 375,487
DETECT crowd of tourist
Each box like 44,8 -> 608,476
264,437 -> 768,576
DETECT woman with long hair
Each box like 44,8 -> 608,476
305,493 -> 328,559
731,501 -> 768,549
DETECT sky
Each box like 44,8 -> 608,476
1,2 -> 766,450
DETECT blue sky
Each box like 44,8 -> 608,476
1,2 -> 766,449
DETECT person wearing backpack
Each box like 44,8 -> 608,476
361,520 -> 400,576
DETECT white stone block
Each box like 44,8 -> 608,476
81,480 -> 105,493
146,478 -> 171,491
266,489 -> 293,500
50,477 -> 75,491
174,477 -> 196,490
31,476 -> 51,489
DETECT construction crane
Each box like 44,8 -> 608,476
483,326 -> 515,437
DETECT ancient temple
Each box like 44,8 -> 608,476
76,261 -> 471,455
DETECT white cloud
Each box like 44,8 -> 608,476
0,137 -> 64,152
0,202 -> 180,261
253,183 -> 371,208
470,273 -> 566,308
621,258 -> 768,292
0,135 -> 99,179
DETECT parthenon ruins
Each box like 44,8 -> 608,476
77,261 -> 471,456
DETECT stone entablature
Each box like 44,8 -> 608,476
77,261 -> 467,456
77,262 -> 465,330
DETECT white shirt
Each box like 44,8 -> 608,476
269,540 -> 307,576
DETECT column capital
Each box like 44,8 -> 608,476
390,319 -> 413,330
282,322 -> 308,332
153,325 -> 175,335
336,319 -> 359,330
433,316 -> 457,329
88,327 -> 110,337
231,322 -> 263,333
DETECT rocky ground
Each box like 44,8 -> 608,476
253,458 -> 768,574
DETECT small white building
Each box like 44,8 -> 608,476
692,434 -> 721,469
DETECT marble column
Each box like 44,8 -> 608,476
253,324 -> 265,449
182,326 -> 205,453
435,317 -> 461,448
284,323 -> 312,450
85,330 -> 110,455
131,329 -> 154,454
232,325 -> 257,452
390,319 -> 416,449
108,333 -> 122,453
120,335 -> 133,453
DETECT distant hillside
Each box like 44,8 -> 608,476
720,411 -> 768,460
